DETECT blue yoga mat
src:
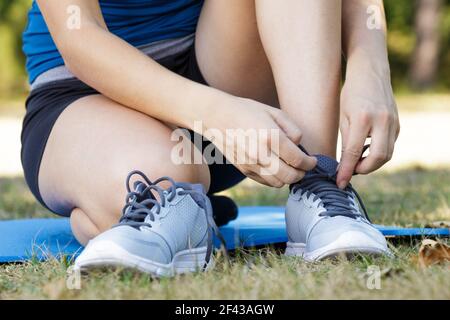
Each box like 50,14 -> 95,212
0,207 -> 448,263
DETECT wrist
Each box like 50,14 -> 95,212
346,49 -> 391,80
178,85 -> 232,132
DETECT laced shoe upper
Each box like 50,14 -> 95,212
285,153 -> 386,252
81,171 -> 224,267
290,155 -> 370,221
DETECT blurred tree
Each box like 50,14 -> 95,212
0,2 -> 15,17
0,0 -> 449,98
0,0 -> 31,98
409,0 -> 444,90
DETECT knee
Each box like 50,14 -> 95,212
164,162 -> 211,191
70,208 -> 101,246
110,139 -> 211,192
127,161 -> 212,197
71,161 -> 211,244
71,138 -> 211,242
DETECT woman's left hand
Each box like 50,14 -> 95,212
337,61 -> 400,189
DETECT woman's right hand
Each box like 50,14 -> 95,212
202,96 -> 317,187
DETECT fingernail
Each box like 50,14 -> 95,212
338,181 -> 347,189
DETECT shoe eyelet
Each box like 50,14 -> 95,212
301,196 -> 314,208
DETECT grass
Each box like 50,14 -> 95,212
0,96 -> 26,118
0,93 -> 449,299
393,93 -> 450,113
0,176 -> 52,220
1,247 -> 449,300
0,166 -> 449,299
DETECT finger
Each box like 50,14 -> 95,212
387,123 -> 397,160
340,129 -> 349,147
389,118 -> 400,161
268,108 -> 303,144
244,170 -> 275,187
340,118 -> 350,147
355,126 -> 390,174
337,122 -> 369,189
276,134 -> 316,171
268,110 -> 317,170
247,166 -> 285,188
394,117 -> 400,141
260,152 -> 305,185
275,132 -> 316,171
339,120 -> 350,170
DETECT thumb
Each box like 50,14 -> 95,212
337,123 -> 368,189
268,108 -> 303,145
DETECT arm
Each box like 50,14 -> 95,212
36,0 -> 316,186
343,0 -> 390,72
37,0 -> 220,129
337,0 -> 400,188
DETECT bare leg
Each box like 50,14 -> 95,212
197,0 -> 342,158
196,0 -> 278,107
255,0 -> 342,158
40,1 -> 343,245
39,95 -> 210,245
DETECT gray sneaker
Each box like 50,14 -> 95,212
285,154 -> 391,261
74,170 -> 219,277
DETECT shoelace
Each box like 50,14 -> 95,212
292,147 -> 371,221
116,170 -> 228,268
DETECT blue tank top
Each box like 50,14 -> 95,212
22,0 -> 204,84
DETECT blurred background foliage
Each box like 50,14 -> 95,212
0,0 -> 449,98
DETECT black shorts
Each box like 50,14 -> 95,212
21,44 -> 245,216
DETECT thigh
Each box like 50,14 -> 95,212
196,0 -> 278,107
38,94 -> 210,230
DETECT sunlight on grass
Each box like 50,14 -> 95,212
1,93 -> 449,118
1,244 -> 449,299
395,94 -> 450,113
1,108 -> 449,299
0,176 -> 52,220
221,166 -> 450,227
1,165 -> 449,299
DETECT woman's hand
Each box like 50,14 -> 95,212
203,96 -> 317,187
337,61 -> 400,189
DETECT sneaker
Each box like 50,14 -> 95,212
74,170 -> 220,277
285,153 -> 391,261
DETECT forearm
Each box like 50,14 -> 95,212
338,0 -> 399,186
342,0 -> 390,76
59,24 -> 224,130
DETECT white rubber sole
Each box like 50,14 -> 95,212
285,230 -> 392,262
73,241 -> 213,277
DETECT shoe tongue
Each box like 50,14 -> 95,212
175,182 -> 205,194
190,184 -> 206,194
174,183 -> 207,210
311,155 -> 339,175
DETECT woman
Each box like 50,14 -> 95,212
22,0 -> 399,275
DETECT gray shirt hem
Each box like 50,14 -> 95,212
30,33 -> 195,91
